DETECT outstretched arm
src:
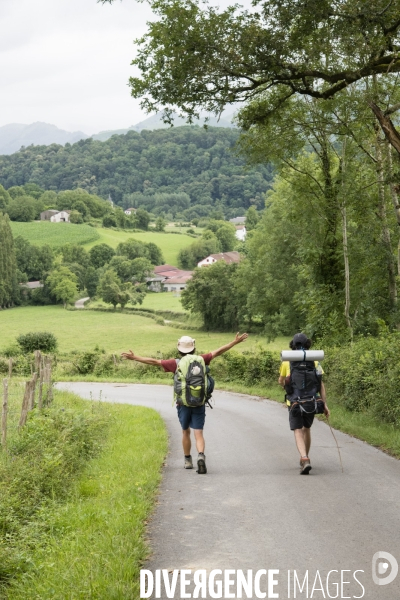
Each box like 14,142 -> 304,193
121,350 -> 162,367
209,332 -> 248,359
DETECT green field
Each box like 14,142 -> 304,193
0,305 -> 284,355
9,221 -> 100,247
82,228 -> 195,266
141,292 -> 184,312
92,292 -> 185,313
10,221 -> 195,266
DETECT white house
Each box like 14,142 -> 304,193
40,210 -> 70,223
197,251 -> 241,268
124,207 -> 137,216
235,225 -> 247,241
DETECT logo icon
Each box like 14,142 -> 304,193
372,551 -> 398,586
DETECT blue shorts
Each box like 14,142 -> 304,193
177,404 -> 206,430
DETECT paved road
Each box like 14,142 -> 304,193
74,297 -> 90,309
57,382 -> 400,599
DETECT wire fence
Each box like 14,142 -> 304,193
1,351 -> 53,452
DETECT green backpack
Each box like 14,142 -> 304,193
173,354 -> 208,407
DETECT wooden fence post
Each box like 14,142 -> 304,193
38,357 -> 44,410
34,350 -> 41,375
42,356 -> 53,406
2,379 -> 8,448
29,372 -> 38,410
19,380 -> 32,428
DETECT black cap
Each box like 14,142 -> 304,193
292,333 -> 308,346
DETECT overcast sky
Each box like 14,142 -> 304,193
0,0 -> 159,135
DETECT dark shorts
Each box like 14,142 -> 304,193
288,404 -> 315,430
177,404 -> 206,430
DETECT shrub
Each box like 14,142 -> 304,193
0,358 -> 9,375
16,331 -> 57,353
72,351 -> 98,374
1,344 -> 20,358
0,394 -> 108,585
324,332 -> 400,425
93,354 -> 116,376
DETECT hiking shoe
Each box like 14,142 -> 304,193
300,458 -> 312,475
197,454 -> 207,474
184,455 -> 193,469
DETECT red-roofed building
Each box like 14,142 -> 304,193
197,251 -> 241,268
146,265 -> 193,292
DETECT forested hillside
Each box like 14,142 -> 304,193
0,127 -> 273,220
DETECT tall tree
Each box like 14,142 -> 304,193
0,213 -> 19,308
102,0 -> 400,155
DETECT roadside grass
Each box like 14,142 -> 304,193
0,389 -> 110,595
82,228 -> 196,266
9,221 -> 99,247
0,305 -> 277,355
3,396 -> 167,600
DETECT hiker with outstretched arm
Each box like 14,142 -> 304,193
122,332 -> 248,474
278,333 -> 330,475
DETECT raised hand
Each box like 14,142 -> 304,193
121,350 -> 136,361
235,332 -> 248,344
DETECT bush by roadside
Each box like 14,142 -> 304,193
324,331 -> 400,426
0,390 -> 109,591
4,403 -> 167,599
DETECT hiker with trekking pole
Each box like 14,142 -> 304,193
278,333 -> 330,475
121,332 -> 248,474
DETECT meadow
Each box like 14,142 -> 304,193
9,221 -> 100,247
92,292 -> 185,313
0,305 -> 286,355
10,221 -> 196,266
82,227 -> 195,265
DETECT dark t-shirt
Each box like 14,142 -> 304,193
161,353 -> 213,373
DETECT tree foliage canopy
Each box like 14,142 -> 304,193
101,0 -> 400,153
0,128 -> 272,219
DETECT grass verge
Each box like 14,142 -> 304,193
2,394 -> 167,600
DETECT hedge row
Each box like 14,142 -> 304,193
324,332 -> 400,425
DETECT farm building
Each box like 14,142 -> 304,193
197,251 -> 241,268
146,265 -> 193,292
162,274 -> 193,292
124,208 -> 137,216
40,210 -> 70,223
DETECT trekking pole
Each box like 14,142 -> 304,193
325,415 -> 344,473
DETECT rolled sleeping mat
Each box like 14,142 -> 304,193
281,350 -> 324,362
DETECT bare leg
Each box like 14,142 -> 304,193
294,428 -> 308,458
193,429 -> 205,454
182,428 -> 191,455
304,427 -> 311,456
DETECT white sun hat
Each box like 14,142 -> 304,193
177,336 -> 195,353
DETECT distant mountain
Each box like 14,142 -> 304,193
92,111 -> 236,142
0,110 -> 237,154
0,122 -> 89,155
